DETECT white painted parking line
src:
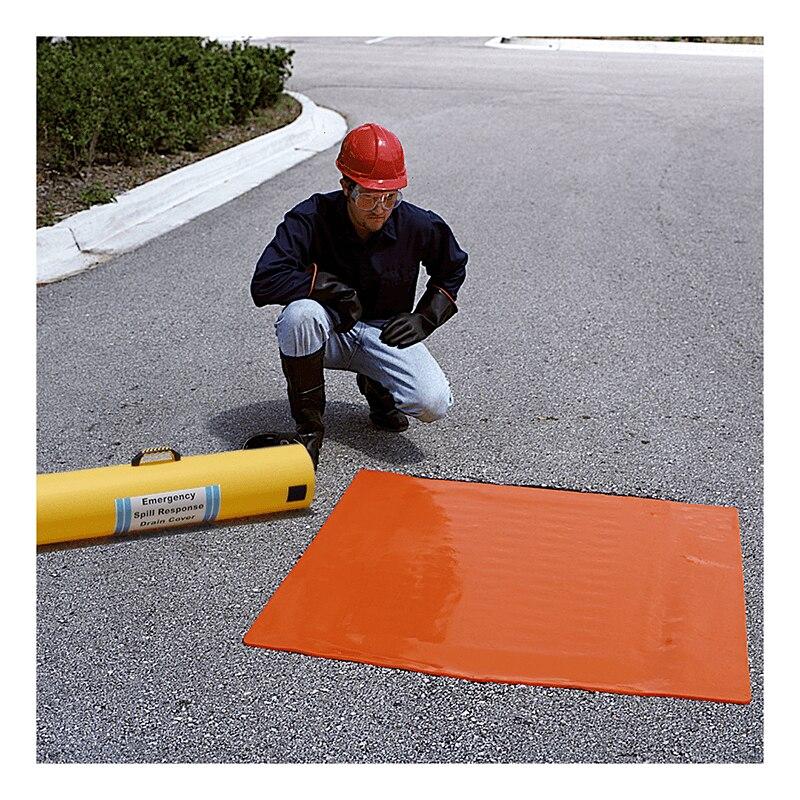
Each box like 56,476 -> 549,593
365,36 -> 393,44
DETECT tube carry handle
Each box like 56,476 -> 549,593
131,447 -> 182,467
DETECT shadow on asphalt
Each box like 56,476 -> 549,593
206,399 -> 428,465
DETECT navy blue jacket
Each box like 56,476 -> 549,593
250,191 -> 468,320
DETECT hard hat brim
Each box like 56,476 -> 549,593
337,165 -> 408,191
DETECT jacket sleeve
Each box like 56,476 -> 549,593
250,208 -> 315,307
420,210 -> 468,303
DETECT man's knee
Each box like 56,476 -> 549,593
406,384 -> 453,423
275,299 -> 331,356
275,298 -> 329,331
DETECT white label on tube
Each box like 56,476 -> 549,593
114,484 -> 221,534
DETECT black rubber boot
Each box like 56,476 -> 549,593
280,345 -> 326,469
356,373 -> 409,432
244,430 -> 313,449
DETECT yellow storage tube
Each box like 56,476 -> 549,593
37,444 -> 315,545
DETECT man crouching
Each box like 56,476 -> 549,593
249,122 -> 468,469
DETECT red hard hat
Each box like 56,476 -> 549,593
336,123 -> 408,190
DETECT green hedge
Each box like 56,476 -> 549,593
37,37 -> 294,172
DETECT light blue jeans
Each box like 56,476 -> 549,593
275,299 -> 453,423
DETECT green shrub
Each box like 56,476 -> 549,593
37,37 -> 294,172
79,182 -> 116,207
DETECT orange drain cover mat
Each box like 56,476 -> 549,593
244,470 -> 750,703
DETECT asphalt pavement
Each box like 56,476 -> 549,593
36,37 -> 763,763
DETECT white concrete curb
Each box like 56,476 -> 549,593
485,37 -> 763,58
37,92 -> 348,284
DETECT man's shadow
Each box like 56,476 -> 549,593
207,399 -> 427,466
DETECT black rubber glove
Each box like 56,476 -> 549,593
380,286 -> 458,349
308,267 -> 362,333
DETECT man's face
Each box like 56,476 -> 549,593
341,179 -> 400,237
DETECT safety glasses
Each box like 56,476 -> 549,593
350,185 -> 403,212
